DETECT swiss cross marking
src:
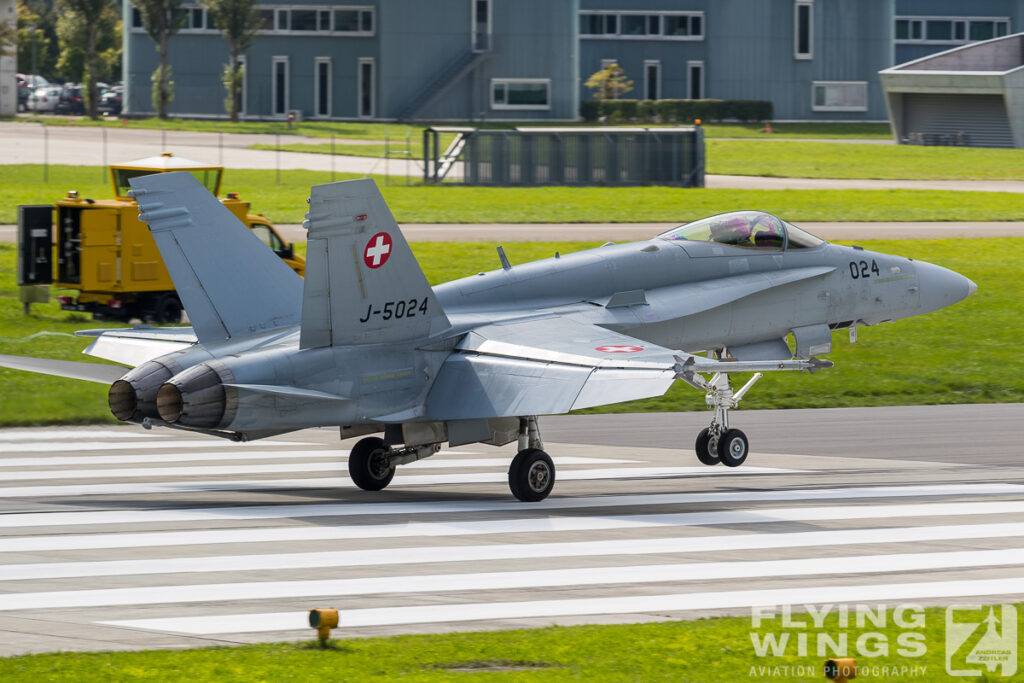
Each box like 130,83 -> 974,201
364,232 -> 393,269
595,345 -> 644,353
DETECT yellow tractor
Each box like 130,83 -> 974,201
17,154 -> 304,322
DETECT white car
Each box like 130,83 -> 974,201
28,86 -> 62,113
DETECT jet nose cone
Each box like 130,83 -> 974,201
916,261 -> 976,314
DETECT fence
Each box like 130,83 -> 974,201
423,126 -> 705,187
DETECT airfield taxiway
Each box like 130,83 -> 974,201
0,404 -> 1022,656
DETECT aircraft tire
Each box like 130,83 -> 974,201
348,436 -> 395,491
694,428 -> 720,466
717,429 -> 749,467
508,448 -> 555,502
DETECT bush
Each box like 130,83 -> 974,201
579,100 -> 600,121
582,98 -> 773,123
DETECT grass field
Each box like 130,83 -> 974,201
1,238 -> 1020,426
709,140 -> 1024,180
3,165 -> 1024,225
0,604 -> 1018,680
12,116 -> 892,140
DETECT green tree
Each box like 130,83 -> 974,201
55,4 -> 120,87
0,13 -> 14,57
57,0 -> 116,118
134,0 -> 186,119
584,62 -> 633,100
16,1 -> 55,77
201,0 -> 260,122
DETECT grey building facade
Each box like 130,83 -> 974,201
121,0 -> 1021,121
123,0 -> 579,120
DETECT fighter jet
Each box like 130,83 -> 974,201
1,174 -> 976,501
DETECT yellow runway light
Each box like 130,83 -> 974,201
824,657 -> 857,682
309,608 -> 339,642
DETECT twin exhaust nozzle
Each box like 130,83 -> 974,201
108,359 -> 233,429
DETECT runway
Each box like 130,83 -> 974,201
1,407 -> 1023,655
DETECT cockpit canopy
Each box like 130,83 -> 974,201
658,211 -> 825,250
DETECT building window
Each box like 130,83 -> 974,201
491,79 -> 551,110
811,81 -> 867,112
644,60 -> 660,101
272,56 -> 289,116
895,16 -> 1010,45
247,5 -> 374,36
314,57 -> 331,118
795,1 -> 813,59
579,10 -> 703,41
687,61 -> 704,100
358,57 -> 374,118
472,0 -> 491,52
129,3 -> 219,34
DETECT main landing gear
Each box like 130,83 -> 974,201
346,416 -> 555,502
689,369 -> 761,468
508,416 -> 554,502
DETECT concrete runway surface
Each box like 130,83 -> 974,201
1,404 -> 1023,656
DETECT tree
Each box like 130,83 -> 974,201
55,3 -> 119,87
57,0 -> 115,118
135,0 -> 185,119
584,62 -> 633,100
16,1 -> 55,77
0,14 -> 15,58
201,0 -> 260,122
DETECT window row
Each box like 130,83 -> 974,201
269,56 -> 375,118
895,16 -> 1009,44
597,59 -> 705,101
580,11 -> 704,40
130,4 -> 374,36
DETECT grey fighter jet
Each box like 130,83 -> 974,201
1,174 -> 976,501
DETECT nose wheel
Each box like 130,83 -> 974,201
685,365 -> 761,468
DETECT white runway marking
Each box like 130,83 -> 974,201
2,440 -> 316,453
0,456 -> 629,481
0,430 -> 163,442
0,449 -> 482,468
5,522 -> 1024,582
2,500 -> 1021,553
5,548 -> 1023,611
0,466 -> 798,498
0,483 -> 1016,529
102,577 -> 1024,634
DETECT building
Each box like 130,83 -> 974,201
120,0 -> 1022,122
881,33 -> 1024,148
123,0 -> 578,120
0,0 -> 16,117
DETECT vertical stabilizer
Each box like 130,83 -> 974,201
300,179 -> 451,348
130,172 -> 303,343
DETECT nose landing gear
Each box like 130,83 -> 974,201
684,365 -> 761,468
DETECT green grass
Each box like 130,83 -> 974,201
1,239 -> 1020,426
250,139 -> 450,159
13,116 -> 891,140
4,165 -> 1024,225
708,140 -> 1024,180
1,605 -> 1019,680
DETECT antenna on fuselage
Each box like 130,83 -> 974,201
497,245 -> 512,270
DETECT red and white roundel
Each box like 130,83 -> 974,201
595,345 -> 644,353
363,232 -> 393,269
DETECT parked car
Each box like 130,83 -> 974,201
27,86 -> 61,113
98,86 -> 123,116
54,87 -> 86,115
16,75 -> 49,113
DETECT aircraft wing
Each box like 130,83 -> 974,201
76,327 -> 198,367
424,316 -> 680,420
0,354 -> 128,384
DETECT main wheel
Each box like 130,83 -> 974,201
508,448 -> 555,502
153,294 -> 183,324
717,428 -> 749,467
694,428 -> 720,466
348,436 -> 395,491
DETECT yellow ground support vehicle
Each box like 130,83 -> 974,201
17,154 -> 304,322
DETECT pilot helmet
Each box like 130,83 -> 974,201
710,216 -> 752,242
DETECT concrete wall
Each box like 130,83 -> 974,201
0,0 -> 16,117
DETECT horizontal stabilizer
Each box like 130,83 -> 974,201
130,172 -> 303,344
78,327 -> 198,367
0,354 -> 127,384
